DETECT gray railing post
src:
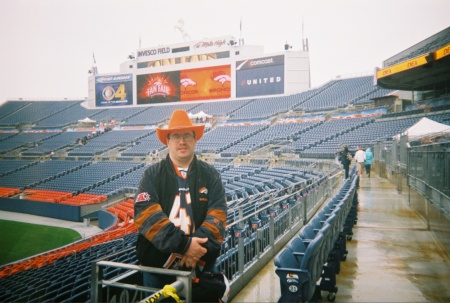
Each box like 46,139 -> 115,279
238,206 -> 245,274
269,195 -> 275,248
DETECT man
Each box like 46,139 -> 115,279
134,109 -> 227,290
354,146 -> 366,176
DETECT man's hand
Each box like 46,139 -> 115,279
180,237 -> 208,268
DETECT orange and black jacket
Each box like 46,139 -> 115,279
134,154 -> 227,269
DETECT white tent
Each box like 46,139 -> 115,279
192,111 -> 213,119
78,117 -> 96,123
395,117 -> 450,141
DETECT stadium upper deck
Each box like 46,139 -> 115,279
376,26 -> 450,92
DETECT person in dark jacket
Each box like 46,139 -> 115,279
338,145 -> 352,179
134,109 -> 227,290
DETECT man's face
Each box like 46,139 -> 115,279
167,130 -> 196,164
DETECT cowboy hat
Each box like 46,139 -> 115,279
156,109 -> 205,145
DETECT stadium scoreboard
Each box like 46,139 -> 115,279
88,35 -> 310,108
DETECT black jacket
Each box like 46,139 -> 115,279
339,149 -> 352,166
134,155 -> 227,269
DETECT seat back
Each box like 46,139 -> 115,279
300,233 -> 325,302
274,248 -> 306,302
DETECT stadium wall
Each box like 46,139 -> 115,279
97,209 -> 118,230
405,180 -> 450,257
284,51 -> 311,94
0,198 -> 81,222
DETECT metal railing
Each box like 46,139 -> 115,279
91,257 -> 193,303
374,138 -> 450,219
90,169 -> 342,303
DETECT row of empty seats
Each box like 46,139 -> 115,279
67,129 -> 150,157
21,131 -> 93,156
0,101 -> 82,127
0,187 -> 20,198
215,170 -> 330,281
293,76 -> 375,112
22,189 -> 107,205
2,103 -> 449,162
274,168 -> 359,302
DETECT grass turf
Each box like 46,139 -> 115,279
0,219 -> 81,266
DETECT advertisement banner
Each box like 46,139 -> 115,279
376,54 -> 428,79
236,55 -> 284,98
330,108 -> 387,119
137,65 -> 231,104
434,43 -> 450,60
180,65 -> 231,101
95,74 -> 133,107
137,71 -> 180,104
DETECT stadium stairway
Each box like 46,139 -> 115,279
231,171 -> 450,303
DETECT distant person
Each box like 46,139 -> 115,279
133,109 -> 227,299
338,145 -> 352,179
354,146 -> 366,176
365,147 -> 373,178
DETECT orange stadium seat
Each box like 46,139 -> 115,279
60,193 -> 106,205
0,187 -> 20,198
22,190 -> 73,203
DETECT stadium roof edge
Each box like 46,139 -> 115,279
383,26 -> 450,67
376,43 -> 450,91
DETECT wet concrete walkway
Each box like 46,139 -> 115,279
335,175 -> 450,302
231,175 -> 450,302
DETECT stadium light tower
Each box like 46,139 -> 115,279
301,17 -> 309,52
89,51 -> 98,75
239,17 -> 245,45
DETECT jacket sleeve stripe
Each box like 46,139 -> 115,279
202,221 -> 223,243
145,218 -> 172,241
134,203 -> 162,229
206,209 -> 227,228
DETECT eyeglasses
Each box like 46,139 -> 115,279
168,133 -> 195,142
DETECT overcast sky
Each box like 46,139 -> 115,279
0,0 -> 448,105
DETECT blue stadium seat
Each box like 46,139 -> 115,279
275,232 -> 325,303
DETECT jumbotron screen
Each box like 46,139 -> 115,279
137,65 -> 231,104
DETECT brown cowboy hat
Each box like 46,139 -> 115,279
156,109 -> 205,146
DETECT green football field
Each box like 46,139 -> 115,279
0,219 -> 82,266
